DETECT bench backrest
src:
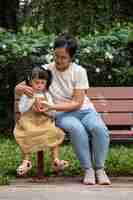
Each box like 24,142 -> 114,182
87,87 -> 133,126
87,87 -> 133,142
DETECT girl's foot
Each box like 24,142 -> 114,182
17,160 -> 32,176
53,158 -> 69,171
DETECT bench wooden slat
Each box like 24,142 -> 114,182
110,131 -> 133,143
101,113 -> 133,125
110,130 -> 133,138
87,87 -> 133,99
92,100 -> 133,112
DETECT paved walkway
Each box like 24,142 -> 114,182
0,177 -> 133,200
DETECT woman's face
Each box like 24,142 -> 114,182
54,47 -> 72,72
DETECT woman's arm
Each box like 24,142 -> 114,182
15,82 -> 34,97
16,82 -> 45,112
42,89 -> 85,112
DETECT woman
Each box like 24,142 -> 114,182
16,33 -> 111,185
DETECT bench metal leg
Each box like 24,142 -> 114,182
37,151 -> 44,178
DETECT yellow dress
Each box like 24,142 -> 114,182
14,95 -> 64,154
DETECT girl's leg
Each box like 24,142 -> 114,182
51,146 -> 69,171
22,152 -> 31,161
52,146 -> 59,161
17,152 -> 32,176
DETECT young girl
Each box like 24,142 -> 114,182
14,66 -> 68,176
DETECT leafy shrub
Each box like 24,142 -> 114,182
0,23 -> 132,86
20,0 -> 133,34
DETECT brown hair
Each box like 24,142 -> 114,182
25,66 -> 52,89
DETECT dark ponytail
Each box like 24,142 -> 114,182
45,69 -> 52,89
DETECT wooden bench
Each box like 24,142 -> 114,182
15,87 -> 133,178
87,87 -> 133,143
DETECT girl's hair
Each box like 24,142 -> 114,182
53,33 -> 77,58
25,66 -> 52,89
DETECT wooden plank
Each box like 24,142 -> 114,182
87,87 -> 133,99
110,131 -> 133,139
110,130 -> 133,135
101,113 -> 133,125
92,100 -> 133,112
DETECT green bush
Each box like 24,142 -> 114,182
0,23 -> 132,86
77,23 -> 132,86
20,0 -> 133,34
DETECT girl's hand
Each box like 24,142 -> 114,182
32,98 -> 42,112
32,98 -> 51,112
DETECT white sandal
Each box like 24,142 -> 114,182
17,160 -> 32,176
53,159 -> 69,172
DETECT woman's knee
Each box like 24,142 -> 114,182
92,123 -> 109,136
56,116 -> 80,132
82,114 -> 109,137
56,116 -> 88,140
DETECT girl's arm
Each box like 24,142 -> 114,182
18,95 -> 35,113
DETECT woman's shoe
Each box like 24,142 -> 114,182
96,169 -> 111,185
83,168 -> 95,185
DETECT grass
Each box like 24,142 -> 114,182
0,136 -> 133,185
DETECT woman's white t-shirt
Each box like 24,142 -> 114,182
43,62 -> 94,110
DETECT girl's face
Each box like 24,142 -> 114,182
31,79 -> 46,91
54,47 -> 72,72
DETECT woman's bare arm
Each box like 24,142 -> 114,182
41,89 -> 85,112
15,82 -> 34,97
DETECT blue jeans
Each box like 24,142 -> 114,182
54,108 -> 110,169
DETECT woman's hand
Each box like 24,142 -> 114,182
15,82 -> 34,97
23,86 -> 34,97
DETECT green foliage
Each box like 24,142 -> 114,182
77,23 -> 133,86
0,23 -> 132,86
106,144 -> 133,176
0,28 -> 54,67
1,136 -> 133,185
20,0 -> 133,34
